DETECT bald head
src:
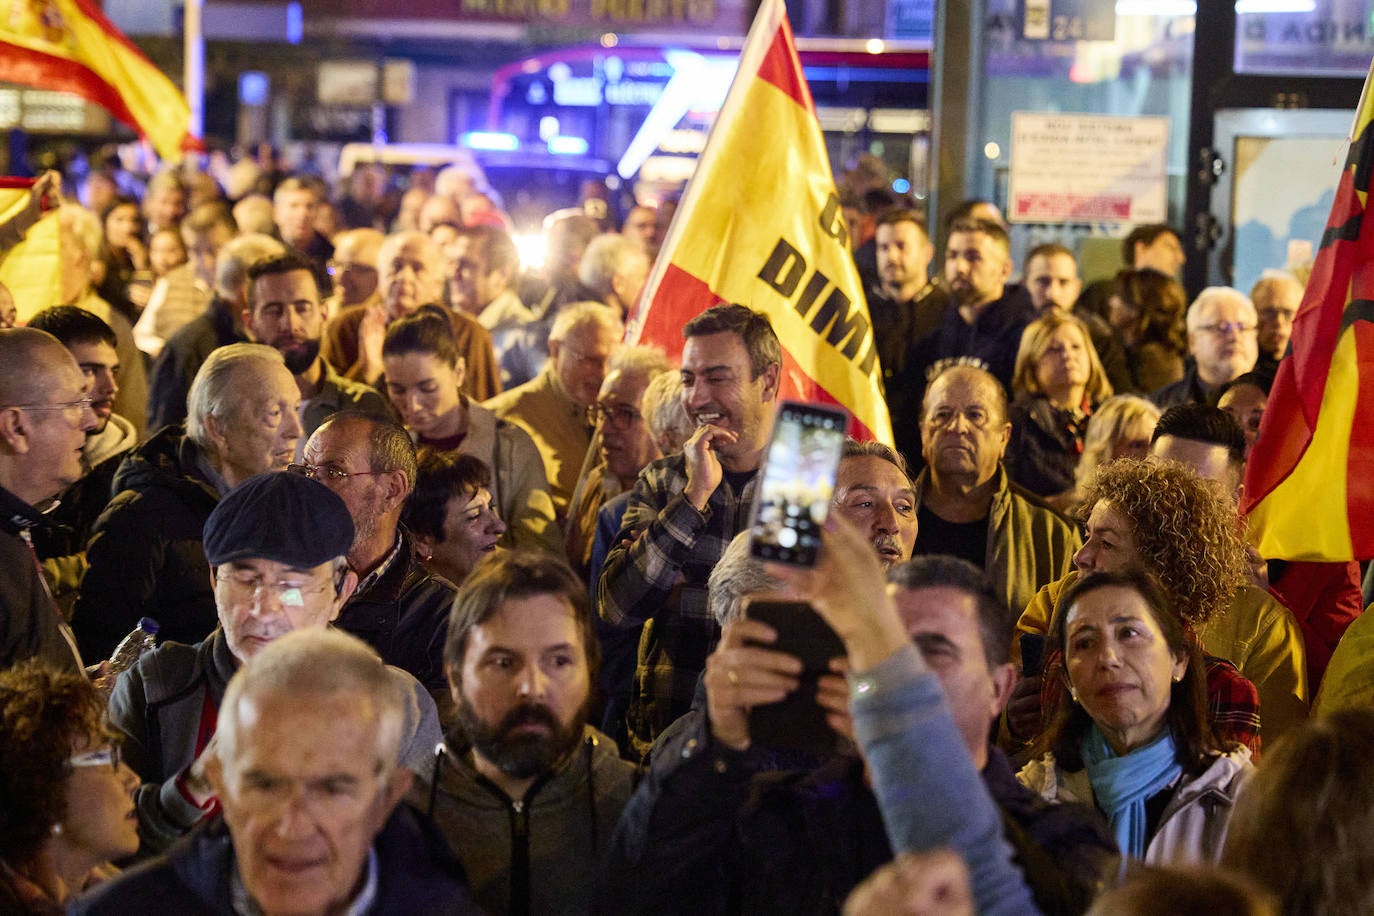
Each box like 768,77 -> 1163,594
331,228 -> 385,307
0,328 -> 95,503
0,328 -> 80,407
378,231 -> 445,318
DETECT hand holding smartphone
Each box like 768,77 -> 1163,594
744,597 -> 848,757
748,401 -> 849,567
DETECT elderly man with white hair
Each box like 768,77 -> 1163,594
81,628 -> 473,913
75,343 -> 302,661
1151,286 -> 1259,409
321,229 -> 501,400
578,233 -> 650,322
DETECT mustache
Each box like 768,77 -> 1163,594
873,535 -> 903,554
497,702 -> 560,735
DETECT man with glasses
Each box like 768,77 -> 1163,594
242,252 -> 389,457
565,347 -> 672,580
105,471 -> 443,855
323,227 -> 384,320
76,344 -> 302,661
297,411 -> 458,722
910,365 -> 1079,620
1152,286 -> 1260,410
1251,272 -> 1303,387
0,328 -> 95,671
486,301 -> 623,524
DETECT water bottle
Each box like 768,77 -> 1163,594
94,617 -> 159,701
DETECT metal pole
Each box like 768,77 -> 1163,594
184,0 -> 204,152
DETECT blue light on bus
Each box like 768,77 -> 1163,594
548,137 -> 590,156
463,131 -> 520,152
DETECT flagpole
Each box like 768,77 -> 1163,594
184,0 -> 204,159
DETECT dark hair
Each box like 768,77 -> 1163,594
1112,268 -> 1187,351
1151,404 -> 1248,470
101,194 -> 142,227
402,450 -> 491,544
683,304 -> 781,379
947,217 -> 1010,252
887,554 -> 1012,668
1221,371 -> 1271,398
945,198 -> 1002,229
1221,709 -> 1374,915
27,305 -> 117,350
1025,242 -> 1075,266
1035,568 -> 1219,775
1122,224 -> 1178,267
443,550 -> 599,676
317,410 -> 418,494
0,662 -> 117,862
875,208 -> 928,237
1088,865 -> 1278,916
382,307 -> 459,368
860,187 -> 900,216
457,224 -> 519,276
246,251 -> 320,308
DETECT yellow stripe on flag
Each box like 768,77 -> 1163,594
1247,327 -> 1359,560
0,190 -> 62,323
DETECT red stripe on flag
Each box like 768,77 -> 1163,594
756,15 -> 815,113
1243,357 -> 1312,509
1347,323 -> 1374,552
0,44 -> 139,135
776,343 -> 878,440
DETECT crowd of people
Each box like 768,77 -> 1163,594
0,152 -> 1366,915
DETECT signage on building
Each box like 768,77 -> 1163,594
0,86 -> 111,134
300,0 -> 748,33
1235,2 -> 1374,77
1008,112 -> 1168,224
1019,0 -> 1114,42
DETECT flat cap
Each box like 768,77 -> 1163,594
203,471 -> 355,568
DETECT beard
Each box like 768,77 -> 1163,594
280,338 -> 322,375
451,694 -> 587,780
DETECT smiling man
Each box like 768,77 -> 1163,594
81,627 -> 475,915
910,365 -> 1079,622
416,550 -> 636,916
76,344 -> 303,661
599,303 -> 781,758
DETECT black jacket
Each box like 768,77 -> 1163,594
146,297 -> 247,433
74,425 -> 222,661
336,529 -> 456,698
605,710 -> 1116,916
69,803 -> 482,915
0,486 -> 82,671
1006,395 -> 1092,499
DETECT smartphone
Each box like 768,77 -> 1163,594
745,597 -> 848,757
748,401 -> 849,567
1020,633 -> 1047,677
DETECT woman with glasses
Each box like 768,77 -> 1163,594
0,662 -> 139,912
381,307 -> 561,554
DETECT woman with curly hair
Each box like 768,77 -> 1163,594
1107,269 -> 1188,393
1008,459 -> 1309,754
1006,313 -> 1114,509
1221,709 -> 1374,914
1018,568 -> 1253,866
0,662 -> 138,912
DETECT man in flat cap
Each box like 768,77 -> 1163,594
107,470 -> 443,854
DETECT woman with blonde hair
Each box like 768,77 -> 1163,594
1006,313 -> 1113,508
1073,394 -> 1161,495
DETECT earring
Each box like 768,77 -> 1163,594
1069,686 -> 1079,704
1172,673 -> 1183,683
50,823 -> 62,837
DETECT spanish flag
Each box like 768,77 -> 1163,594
1241,64 -> 1374,561
0,179 -> 61,321
0,0 -> 195,162
624,0 -> 892,444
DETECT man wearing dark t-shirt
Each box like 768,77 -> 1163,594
910,365 -> 1079,623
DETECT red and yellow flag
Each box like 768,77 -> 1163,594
1241,64 -> 1374,561
624,0 -> 892,443
0,0 -> 196,162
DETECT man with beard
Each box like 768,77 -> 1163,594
414,550 -> 637,916
298,412 -> 457,722
242,252 -> 389,455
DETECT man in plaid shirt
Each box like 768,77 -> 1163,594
599,305 -> 782,759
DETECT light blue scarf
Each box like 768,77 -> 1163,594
1081,724 -> 1182,859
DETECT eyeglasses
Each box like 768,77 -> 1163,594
589,403 -> 642,430
326,261 -> 378,278
70,745 -> 121,773
216,569 -> 334,608
287,462 -> 385,483
3,396 -> 94,415
1196,322 -> 1257,336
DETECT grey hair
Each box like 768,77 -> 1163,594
641,369 -> 692,452
214,233 -> 287,300
549,301 -> 622,345
186,343 -> 286,450
1186,286 -> 1257,332
578,233 -> 641,300
708,531 -> 785,626
216,628 -> 411,776
608,344 -> 672,379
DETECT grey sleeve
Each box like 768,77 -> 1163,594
390,666 -> 443,782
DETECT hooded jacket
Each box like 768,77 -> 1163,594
74,424 -> 223,661
415,726 -> 638,916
